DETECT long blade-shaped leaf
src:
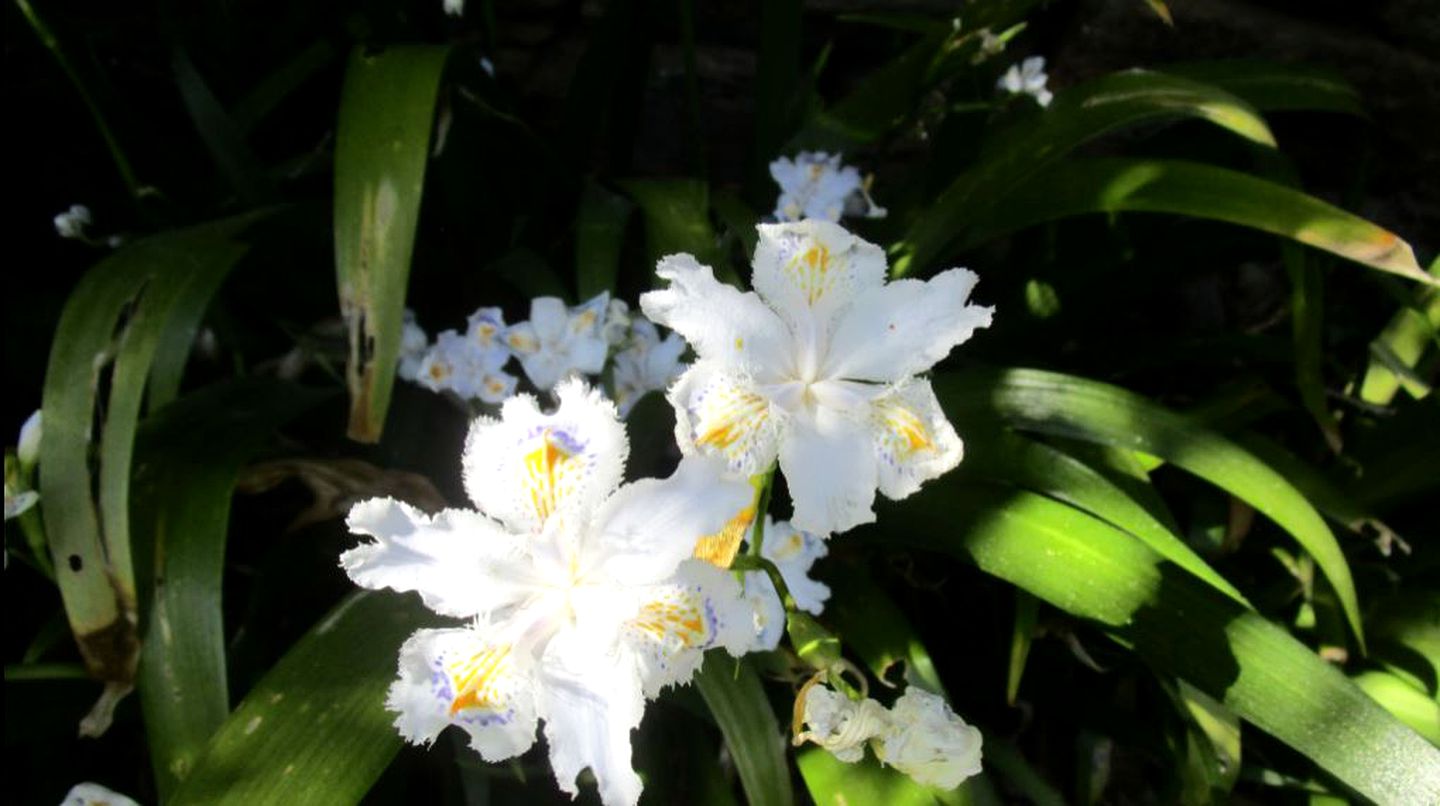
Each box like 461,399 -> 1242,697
961,158 -> 1431,285
334,45 -> 449,442
870,485 -> 1440,804
40,222 -> 251,696
935,368 -> 1362,647
621,179 -> 730,282
133,379 -> 329,796
694,653 -> 794,806
898,70 -> 1276,274
958,427 -> 1247,605
575,180 -> 634,299
1162,61 -> 1366,117
172,591 -> 434,804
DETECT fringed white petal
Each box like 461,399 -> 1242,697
869,379 -> 964,502
462,379 -> 627,534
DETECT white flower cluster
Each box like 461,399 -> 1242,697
61,782 -> 140,806
349,217 -> 991,805
997,56 -> 1053,107
798,683 -> 983,790
397,295 -> 685,415
770,152 -> 887,223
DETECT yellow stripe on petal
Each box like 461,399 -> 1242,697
694,506 -> 755,569
784,242 -> 834,305
875,399 -> 934,458
448,644 -> 513,715
522,428 -> 578,523
631,592 -> 712,651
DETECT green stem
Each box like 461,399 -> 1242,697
746,466 -> 776,558
14,0 -> 147,200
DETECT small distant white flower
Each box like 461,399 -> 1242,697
603,299 -> 633,347
60,782 -> 140,806
342,380 -> 758,806
443,0 -> 464,17
54,205 -> 93,240
397,310 -> 430,382
18,410 -> 42,469
744,518 -> 830,615
769,152 -> 886,223
415,329 -> 517,404
874,689 -> 984,789
796,683 -> 892,763
480,56 -> 496,77
505,293 -> 610,392
640,220 -> 993,535
611,318 -> 688,417
4,484 -> 38,521
997,56 -> 1053,107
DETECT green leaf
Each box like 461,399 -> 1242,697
172,591 -> 435,805
960,158 -> 1432,286
824,563 -> 1066,806
620,179 -> 730,282
1169,680 -> 1241,800
798,749 -> 940,806
958,428 -> 1247,606
693,653 -> 794,806
575,181 -> 634,299
173,49 -> 274,205
898,69 -> 1276,274
794,32 -> 945,150
1008,590 -> 1039,706
1351,671 -> 1440,745
712,189 -> 761,261
752,0 -> 802,189
1357,260 -> 1440,404
334,45 -> 450,443
1162,61 -> 1366,118
40,221 -> 252,693
133,379 -> 329,796
935,368 -> 1362,647
871,484 -> 1440,804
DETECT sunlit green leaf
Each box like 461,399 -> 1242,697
899,70 -> 1276,274
960,158 -> 1432,285
936,368 -> 1361,645
172,592 -> 435,804
870,484 -> 1440,804
621,179 -> 731,282
1162,61 -> 1366,117
334,45 -> 450,442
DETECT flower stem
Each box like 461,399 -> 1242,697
746,465 -> 776,558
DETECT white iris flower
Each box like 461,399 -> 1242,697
415,329 -> 518,405
875,688 -> 984,789
997,56 -> 1053,107
342,380 -> 758,806
769,152 -> 886,223
505,293 -> 610,391
61,782 -> 140,806
611,317 -> 688,417
796,683 -> 892,763
640,220 -> 993,535
798,685 -> 984,790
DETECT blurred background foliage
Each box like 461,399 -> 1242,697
4,0 -> 1438,804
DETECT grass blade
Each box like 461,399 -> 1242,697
171,591 -> 434,804
334,45 -> 450,443
694,654 -> 794,806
